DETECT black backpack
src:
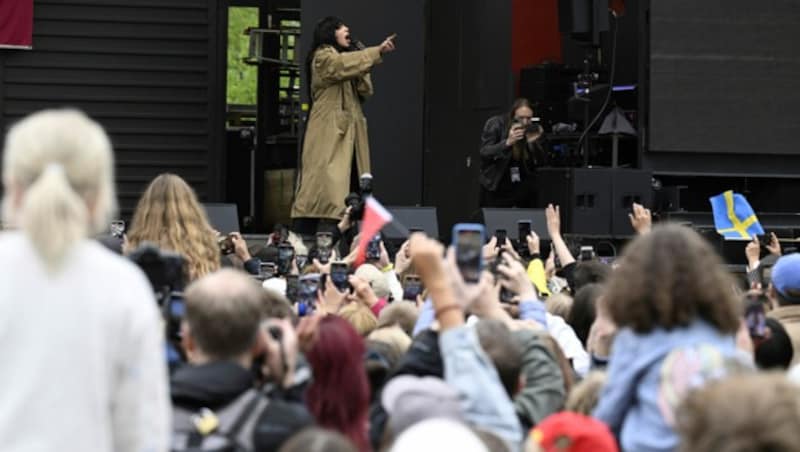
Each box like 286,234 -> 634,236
171,389 -> 269,452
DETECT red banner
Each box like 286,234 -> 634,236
0,0 -> 33,49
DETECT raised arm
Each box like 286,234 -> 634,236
314,46 -> 383,84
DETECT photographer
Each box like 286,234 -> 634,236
479,98 -> 548,208
172,269 -> 312,450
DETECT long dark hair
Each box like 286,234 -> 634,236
305,16 -> 346,105
507,98 -> 534,163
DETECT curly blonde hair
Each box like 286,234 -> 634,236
127,174 -> 220,282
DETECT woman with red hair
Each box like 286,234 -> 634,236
303,315 -> 371,451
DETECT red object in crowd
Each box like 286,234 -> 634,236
530,412 -> 619,452
0,0 -> 33,49
354,197 -> 393,267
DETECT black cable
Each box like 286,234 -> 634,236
576,12 -> 620,165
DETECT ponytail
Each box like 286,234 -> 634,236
20,164 -> 89,272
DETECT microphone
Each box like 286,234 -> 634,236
350,36 -> 366,51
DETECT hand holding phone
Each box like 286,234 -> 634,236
453,224 -> 485,283
330,262 -> 350,292
402,274 -> 423,301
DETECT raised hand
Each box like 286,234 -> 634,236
628,203 -> 652,235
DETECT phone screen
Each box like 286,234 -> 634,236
299,274 -> 321,305
316,232 -> 333,249
110,220 -> 126,238
402,275 -> 423,300
366,233 -> 382,260
517,221 -> 532,243
745,296 -> 767,338
495,229 -> 507,246
316,232 -> 333,264
285,275 -> 299,302
295,255 -> 309,271
278,245 -> 295,275
456,230 -> 483,283
331,263 -> 349,292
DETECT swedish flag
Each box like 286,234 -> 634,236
709,190 -> 764,240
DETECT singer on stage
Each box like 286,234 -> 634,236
291,16 -> 396,231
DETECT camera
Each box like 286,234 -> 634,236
110,220 -> 125,239
218,234 -> 235,255
344,173 -> 374,221
128,243 -> 185,302
128,243 -> 186,365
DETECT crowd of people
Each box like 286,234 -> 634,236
3,108 -> 800,452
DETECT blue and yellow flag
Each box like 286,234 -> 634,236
709,190 -> 764,240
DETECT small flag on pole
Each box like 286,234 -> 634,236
709,190 -> 764,240
354,197 -> 393,266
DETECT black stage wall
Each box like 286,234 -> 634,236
423,0 -> 513,240
0,0 -> 226,217
300,0 -> 426,207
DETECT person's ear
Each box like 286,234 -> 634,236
181,322 -> 197,362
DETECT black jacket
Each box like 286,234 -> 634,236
171,361 -> 313,451
479,115 -> 546,192
171,361 -> 255,412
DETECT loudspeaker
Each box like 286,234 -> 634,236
536,168 -> 651,237
203,203 -> 240,234
537,168 -> 613,235
383,207 -> 439,240
481,208 -> 549,240
611,169 -> 653,236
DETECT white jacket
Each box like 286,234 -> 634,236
0,232 -> 170,452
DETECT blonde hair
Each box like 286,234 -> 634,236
565,371 -> 607,415
368,325 -> 412,355
338,303 -> 378,337
127,173 -> 220,282
2,109 -> 115,272
546,293 -> 574,319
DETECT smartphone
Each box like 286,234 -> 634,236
110,220 -> 126,238
366,233 -> 382,261
219,234 -> 236,255
285,275 -> 299,303
330,262 -> 350,292
402,274 -> 423,300
316,232 -> 333,264
517,221 -> 532,244
277,244 -> 295,275
295,254 -> 309,271
495,229 -> 507,247
580,246 -> 596,261
260,262 -> 277,280
298,273 -> 321,305
745,294 -> 768,338
452,223 -> 485,283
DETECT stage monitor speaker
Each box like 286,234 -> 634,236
481,208 -> 549,240
536,168 -> 613,236
383,207 -> 439,240
203,203 -> 240,234
536,168 -> 651,237
611,170 -> 653,236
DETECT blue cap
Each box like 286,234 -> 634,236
771,253 -> 800,302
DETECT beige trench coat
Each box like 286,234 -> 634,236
291,45 -> 383,220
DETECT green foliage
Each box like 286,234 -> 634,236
227,8 -> 258,106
